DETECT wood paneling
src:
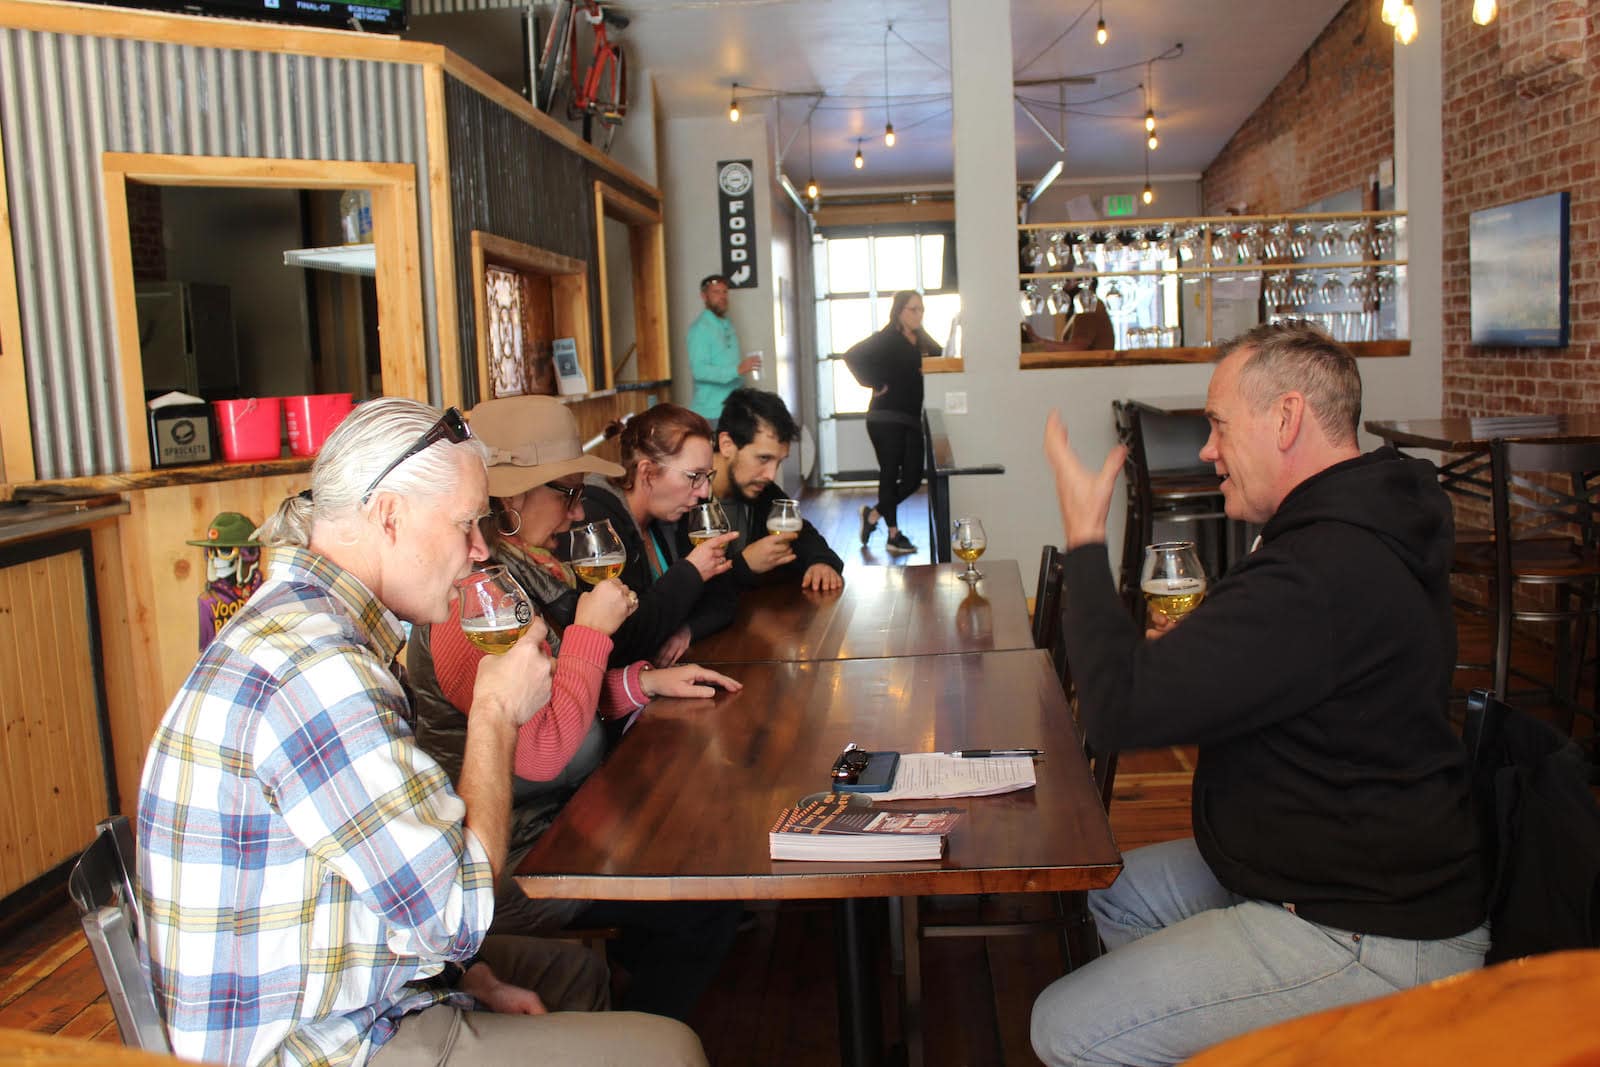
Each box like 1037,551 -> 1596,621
0,119 -> 33,485
0,536 -> 112,899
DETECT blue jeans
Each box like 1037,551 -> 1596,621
1030,839 -> 1489,1066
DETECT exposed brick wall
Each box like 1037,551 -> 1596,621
1441,0 -> 1597,419
127,181 -> 165,282
1200,0 -> 1392,215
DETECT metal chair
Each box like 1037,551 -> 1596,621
66,816 -> 170,1052
1454,439 -> 1600,744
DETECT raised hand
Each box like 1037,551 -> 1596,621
1043,409 -> 1126,549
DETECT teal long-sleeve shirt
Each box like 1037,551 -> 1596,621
687,308 -> 742,422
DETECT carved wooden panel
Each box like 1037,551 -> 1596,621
486,264 -> 526,398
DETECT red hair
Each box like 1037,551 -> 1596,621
603,403 -> 713,490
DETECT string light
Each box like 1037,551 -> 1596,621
1096,0 -> 1108,45
1142,139 -> 1154,205
1143,62 -> 1158,153
882,23 -> 896,148
1148,131 -> 1159,151
854,139 -> 865,170
1394,0 -> 1417,44
1471,0 -> 1497,25
728,84 -> 740,123
1144,109 -> 1156,133
805,119 -> 819,202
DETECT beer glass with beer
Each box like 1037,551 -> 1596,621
686,501 -> 731,547
1140,541 -> 1207,621
952,516 -> 987,583
766,498 -> 802,536
455,565 -> 535,655
568,519 -> 627,585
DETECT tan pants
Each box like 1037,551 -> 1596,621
371,934 -> 707,1067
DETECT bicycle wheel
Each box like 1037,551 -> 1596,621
534,0 -> 574,114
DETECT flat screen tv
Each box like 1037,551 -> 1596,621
1469,191 -> 1569,347
108,0 -> 405,34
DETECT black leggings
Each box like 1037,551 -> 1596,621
867,420 -> 924,528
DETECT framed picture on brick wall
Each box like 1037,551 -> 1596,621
1469,191 -> 1570,348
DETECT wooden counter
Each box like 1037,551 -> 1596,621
1020,339 -> 1411,370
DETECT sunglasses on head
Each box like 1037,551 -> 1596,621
360,408 -> 472,505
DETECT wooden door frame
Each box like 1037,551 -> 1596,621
101,153 -> 426,471
469,230 -> 592,402
593,181 -> 669,388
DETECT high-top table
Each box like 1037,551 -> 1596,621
514,648 -> 1121,1066
1366,414 -> 1600,500
687,561 -> 1035,663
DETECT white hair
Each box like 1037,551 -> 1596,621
258,398 -> 489,547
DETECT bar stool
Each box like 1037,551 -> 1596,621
1112,401 -> 1230,627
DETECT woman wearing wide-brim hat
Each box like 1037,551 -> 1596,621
407,394 -> 741,1023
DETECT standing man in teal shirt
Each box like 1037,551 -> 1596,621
688,273 -> 760,421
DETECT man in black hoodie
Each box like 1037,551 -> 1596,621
1031,323 -> 1487,1066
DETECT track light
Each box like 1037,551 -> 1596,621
1472,0 -> 1497,25
1394,0 -> 1417,44
884,122 -> 896,148
728,84 -> 740,123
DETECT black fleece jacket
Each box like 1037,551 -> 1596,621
1064,447 -> 1485,939
843,326 -> 936,423
580,479 -> 737,666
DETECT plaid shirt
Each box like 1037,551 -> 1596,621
138,547 -> 494,1067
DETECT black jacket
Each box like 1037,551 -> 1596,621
580,478 -> 737,665
843,326 -> 937,423
1064,447 -> 1485,939
676,482 -> 845,588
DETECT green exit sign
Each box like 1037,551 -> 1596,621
1103,194 -> 1137,217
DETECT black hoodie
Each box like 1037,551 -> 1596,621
1064,447 -> 1486,939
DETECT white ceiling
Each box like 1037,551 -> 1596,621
617,0 -> 1351,192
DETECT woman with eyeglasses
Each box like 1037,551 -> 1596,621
407,394 -> 741,1022
582,402 -> 742,666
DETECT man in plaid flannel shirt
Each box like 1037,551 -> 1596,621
137,399 -> 707,1067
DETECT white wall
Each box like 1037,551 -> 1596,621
1030,177 -> 1202,223
608,69 -> 658,187
660,113 -> 778,408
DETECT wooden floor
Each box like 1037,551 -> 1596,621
8,483 -> 1573,1066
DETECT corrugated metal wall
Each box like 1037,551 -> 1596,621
0,30 -> 436,479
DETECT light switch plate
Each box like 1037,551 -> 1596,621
945,391 -> 968,415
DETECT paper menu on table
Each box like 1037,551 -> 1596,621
871,753 -> 1035,801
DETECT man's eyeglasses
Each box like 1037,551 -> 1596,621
659,463 -> 714,489
546,482 -> 585,508
361,408 -> 472,505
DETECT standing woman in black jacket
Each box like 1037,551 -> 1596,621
845,289 -> 941,555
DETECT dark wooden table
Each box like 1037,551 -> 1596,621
687,561 -> 1035,663
1366,415 -> 1600,501
515,648 -> 1121,1065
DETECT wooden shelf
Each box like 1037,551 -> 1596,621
1019,339 -> 1411,371
7,455 -> 313,502
283,243 -> 376,276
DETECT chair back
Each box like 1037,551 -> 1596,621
1486,439 -> 1600,695
1032,545 -> 1066,671
67,817 -> 170,1052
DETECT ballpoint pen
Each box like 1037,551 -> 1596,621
950,748 -> 1044,759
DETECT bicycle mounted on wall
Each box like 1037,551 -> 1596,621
536,0 -> 629,148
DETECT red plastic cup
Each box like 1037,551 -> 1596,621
285,393 -> 354,457
212,397 -> 283,463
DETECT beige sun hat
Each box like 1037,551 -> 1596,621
468,395 -> 624,498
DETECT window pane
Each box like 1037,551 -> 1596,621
874,235 -> 917,292
829,297 -> 874,355
826,237 -> 870,294
831,359 -> 874,414
923,294 -> 961,351
920,235 -> 946,290
875,295 -> 892,332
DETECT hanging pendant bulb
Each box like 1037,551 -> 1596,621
884,122 -> 896,148
728,85 -> 740,123
1380,0 -> 1402,25
1471,0 -> 1497,25
806,176 -> 819,200
1147,131 -> 1159,151
1142,183 -> 1154,206
1394,0 -> 1418,44
1096,17 -> 1108,44
1144,108 -> 1156,133
854,142 -> 865,170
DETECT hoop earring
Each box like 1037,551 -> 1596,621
496,506 -> 522,537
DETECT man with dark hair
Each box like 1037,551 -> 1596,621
1030,322 -> 1487,1066
687,387 -> 844,592
688,274 -> 760,421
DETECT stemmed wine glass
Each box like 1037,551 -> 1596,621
686,501 -> 731,546
1140,541 -> 1207,621
568,519 -> 627,585
952,517 -> 987,583
766,498 -> 802,536
455,565 -> 535,655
